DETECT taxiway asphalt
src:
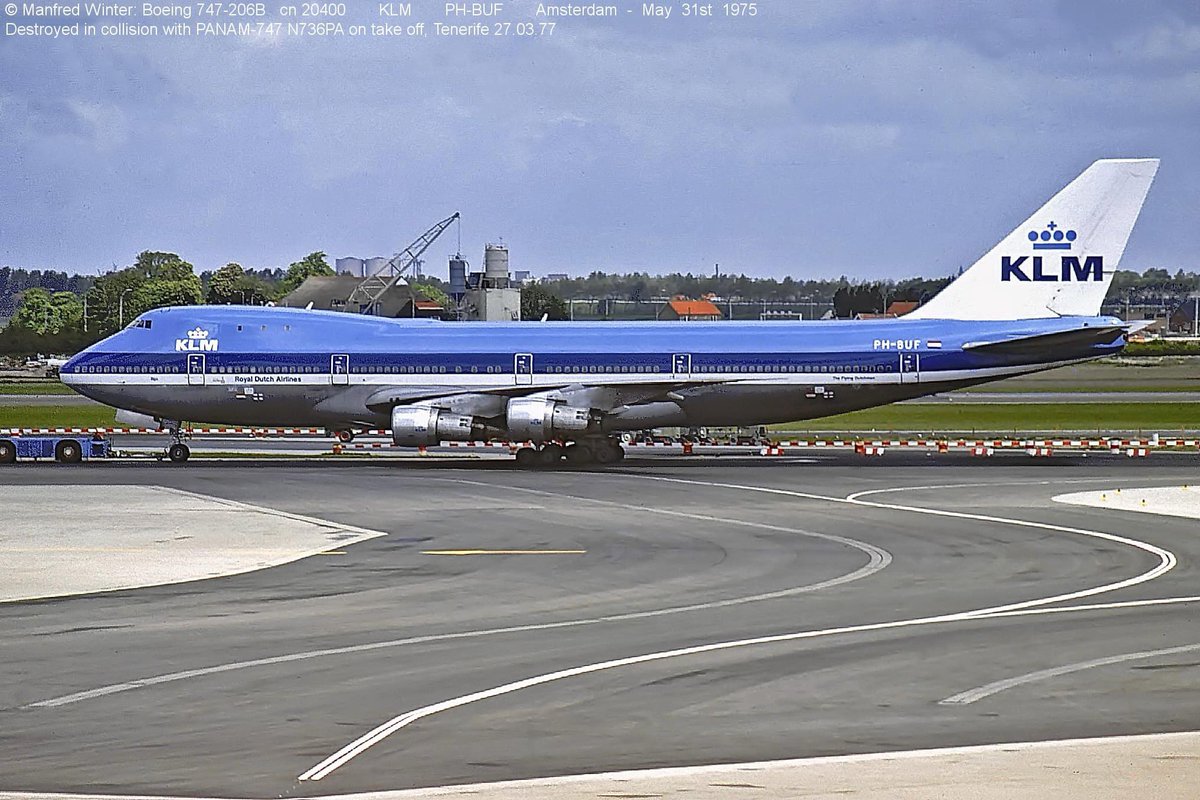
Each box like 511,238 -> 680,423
1,454 -> 1198,797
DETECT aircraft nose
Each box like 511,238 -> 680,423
58,345 -> 110,404
61,350 -> 85,375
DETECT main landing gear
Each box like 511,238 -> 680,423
514,438 -> 625,469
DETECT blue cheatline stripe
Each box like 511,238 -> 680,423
62,349 -> 1093,376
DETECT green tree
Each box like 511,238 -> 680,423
411,281 -> 451,310
84,251 -> 202,335
205,262 -> 273,305
520,284 -> 569,321
279,251 -> 335,296
130,278 -> 203,316
207,262 -> 246,304
12,289 -> 83,335
134,250 -> 195,281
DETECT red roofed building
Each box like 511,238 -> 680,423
398,299 -> 452,320
658,298 -> 724,321
886,300 -> 919,316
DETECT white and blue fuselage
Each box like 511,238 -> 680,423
61,306 -> 1127,430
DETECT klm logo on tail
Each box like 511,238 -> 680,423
1003,222 -> 1102,282
1002,255 -> 1104,282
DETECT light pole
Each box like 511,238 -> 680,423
118,288 -> 133,328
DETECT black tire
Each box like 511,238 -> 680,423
0,440 -> 16,464
593,444 -> 617,465
515,447 -> 539,468
611,444 -> 626,461
539,443 -> 565,465
564,444 -> 593,466
168,443 -> 191,464
55,440 -> 83,464
335,429 -> 355,443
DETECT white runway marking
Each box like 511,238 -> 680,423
296,476 -> 1181,782
297,595 -> 1197,783
26,490 -> 890,710
940,642 -> 1200,705
642,475 -> 1177,616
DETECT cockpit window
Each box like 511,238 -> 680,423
126,318 -> 153,330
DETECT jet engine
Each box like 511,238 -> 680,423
391,406 -> 478,446
115,409 -> 166,430
505,398 -> 593,442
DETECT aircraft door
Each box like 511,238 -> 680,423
672,353 -> 692,378
331,354 -> 350,386
514,353 -> 534,386
899,352 -> 920,384
187,354 -> 206,386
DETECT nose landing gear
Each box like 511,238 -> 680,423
163,422 -> 191,464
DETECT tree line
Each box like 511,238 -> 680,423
2,253 -> 1198,356
0,251 -> 341,355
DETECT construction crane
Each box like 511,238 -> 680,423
348,212 -> 460,315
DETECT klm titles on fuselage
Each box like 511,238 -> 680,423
1001,255 -> 1103,283
175,328 -> 218,352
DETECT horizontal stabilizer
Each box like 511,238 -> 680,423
962,325 -> 1126,354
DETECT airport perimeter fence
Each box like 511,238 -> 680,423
2,425 -> 1198,460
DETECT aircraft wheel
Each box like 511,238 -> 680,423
168,443 -> 191,464
539,443 -> 565,466
515,447 -> 539,468
593,443 -> 618,465
55,440 -> 83,464
335,429 -> 355,443
0,440 -> 15,464
564,444 -> 593,466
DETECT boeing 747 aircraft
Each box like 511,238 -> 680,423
61,158 -> 1158,466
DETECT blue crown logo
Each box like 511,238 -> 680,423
1027,221 -> 1076,250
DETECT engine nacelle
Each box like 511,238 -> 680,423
391,406 -> 476,447
115,409 -> 166,431
506,398 -> 592,442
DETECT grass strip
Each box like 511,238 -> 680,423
0,382 -> 74,395
0,405 -> 119,429
1,402 -> 1195,437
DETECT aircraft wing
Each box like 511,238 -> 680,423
961,325 -> 1126,355
361,380 -> 701,417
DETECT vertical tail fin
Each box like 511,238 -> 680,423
907,158 -> 1159,320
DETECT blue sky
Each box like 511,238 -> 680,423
1,0 -> 1197,280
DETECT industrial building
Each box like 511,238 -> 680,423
279,275 -> 447,319
450,243 -> 522,322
